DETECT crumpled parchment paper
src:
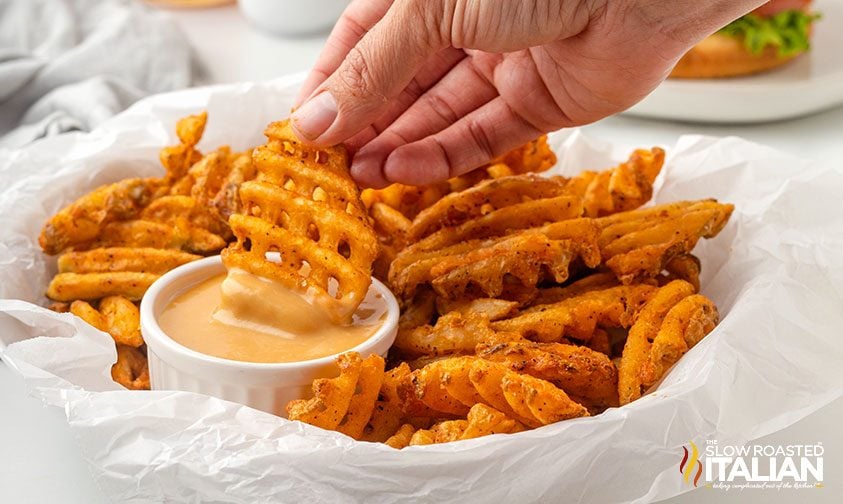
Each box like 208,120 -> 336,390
1,77 -> 841,503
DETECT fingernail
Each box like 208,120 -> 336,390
290,92 -> 337,141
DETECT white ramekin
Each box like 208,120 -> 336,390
140,256 -> 399,417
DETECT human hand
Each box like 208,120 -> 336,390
291,0 -> 766,187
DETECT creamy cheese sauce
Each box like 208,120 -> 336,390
158,269 -> 385,363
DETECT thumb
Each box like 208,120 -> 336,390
290,0 -> 446,146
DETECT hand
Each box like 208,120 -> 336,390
291,0 -> 766,188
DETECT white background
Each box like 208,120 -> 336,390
0,4 -> 840,503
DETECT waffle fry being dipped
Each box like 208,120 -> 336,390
222,120 -> 378,324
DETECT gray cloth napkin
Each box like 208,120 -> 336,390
0,0 -> 193,148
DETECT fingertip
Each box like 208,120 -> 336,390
384,141 -> 450,186
350,149 -> 391,189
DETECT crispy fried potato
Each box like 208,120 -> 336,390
661,254 -> 702,292
98,296 -> 143,347
409,428 -> 437,446
39,178 -> 162,255
47,272 -> 159,301
492,284 -> 657,342
111,344 -> 150,390
646,294 -> 718,385
617,280 -> 695,405
566,148 -> 664,218
57,247 -> 200,274
385,423 -> 417,449
390,218 -> 601,301
394,310 -> 522,357
477,341 -> 619,407
212,151 -> 257,222
360,400 -> 404,443
70,300 -> 107,331
287,353 -> 363,430
597,200 -> 733,284
222,120 -> 378,323
91,220 -> 226,254
407,175 -> 569,242
435,297 -> 519,321
160,112 -> 207,181
336,355 -> 386,439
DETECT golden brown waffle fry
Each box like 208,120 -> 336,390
160,112 -> 207,182
389,218 -> 601,301
393,310 -> 522,358
287,353 -> 385,438
369,202 -> 412,281
111,344 -> 150,390
90,220 -> 226,254
597,200 -> 733,284
39,178 -> 163,255
359,400 -> 404,443
435,297 -> 520,320
407,175 -> 570,242
617,280 -> 696,405
565,148 -> 665,218
405,356 -> 588,427
384,423 -> 417,449
222,120 -> 378,323
287,353 -> 364,430
646,294 -> 718,388
660,254 -> 702,292
477,341 -> 619,407
492,284 -> 657,342
493,135 -> 557,175
57,247 -> 200,274
47,272 -> 159,302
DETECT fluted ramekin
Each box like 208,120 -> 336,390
140,256 -> 399,417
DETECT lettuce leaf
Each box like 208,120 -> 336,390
720,10 -> 820,57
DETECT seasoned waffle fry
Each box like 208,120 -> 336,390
160,112 -> 206,182
597,200 -> 733,284
661,254 -> 702,292
565,148 -> 664,218
111,344 -> 150,390
57,247 -> 200,274
385,423 -> 417,449
477,341 -> 619,407
287,353 -> 365,430
407,175 -> 569,242
435,297 -> 520,320
390,218 -> 601,301
492,284 -> 657,342
394,310 -> 522,357
47,272 -> 159,302
335,354 -> 386,439
89,220 -> 226,255
39,178 -> 163,255
646,294 -> 718,386
617,280 -> 696,404
98,296 -> 143,347
222,120 -> 378,323
405,357 -> 588,427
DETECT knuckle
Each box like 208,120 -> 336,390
337,46 -> 375,99
423,93 -> 460,126
465,119 -> 494,161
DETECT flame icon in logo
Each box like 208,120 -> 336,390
680,441 -> 703,487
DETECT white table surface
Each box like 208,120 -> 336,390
1,4 -> 841,503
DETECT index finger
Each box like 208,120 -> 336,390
293,0 -> 395,108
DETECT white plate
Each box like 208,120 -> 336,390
625,0 -> 843,124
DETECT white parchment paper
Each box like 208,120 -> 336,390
1,77 -> 842,503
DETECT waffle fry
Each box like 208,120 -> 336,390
160,112 -> 207,182
404,356 -> 588,427
491,284 -> 658,342
39,178 -> 163,255
393,310 -> 522,358
477,341 -> 619,407
617,280 -> 697,404
58,247 -> 200,274
597,200 -> 733,284
287,353 -> 385,438
48,272 -> 159,302
112,344 -> 150,390
222,120 -> 378,323
389,218 -> 601,301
